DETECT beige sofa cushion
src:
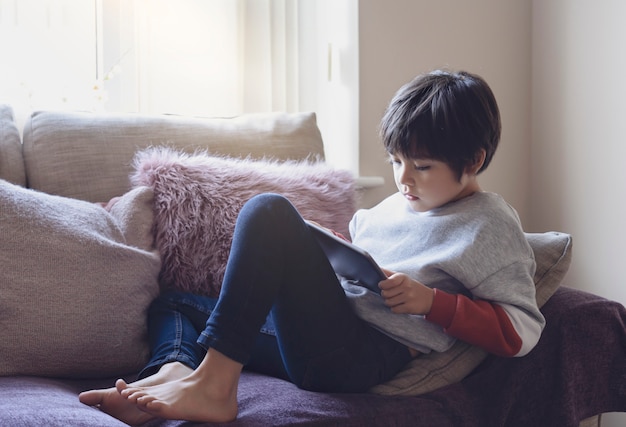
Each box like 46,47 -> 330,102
0,105 -> 26,186
22,110 -> 324,204
370,231 -> 572,396
0,181 -> 160,378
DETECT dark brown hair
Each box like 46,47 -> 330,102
380,70 -> 501,180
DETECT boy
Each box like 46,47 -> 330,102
80,69 -> 544,424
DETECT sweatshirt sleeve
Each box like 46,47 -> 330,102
425,288 -> 541,357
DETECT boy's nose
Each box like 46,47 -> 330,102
398,166 -> 413,186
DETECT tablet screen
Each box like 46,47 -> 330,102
307,221 -> 386,294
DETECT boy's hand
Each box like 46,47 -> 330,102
379,269 -> 434,315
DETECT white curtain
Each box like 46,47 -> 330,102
0,0 -> 300,121
0,0 -> 98,127
0,0 -> 359,173
107,0 -> 299,117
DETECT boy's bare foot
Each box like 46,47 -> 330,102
119,350 -> 241,423
79,362 -> 193,426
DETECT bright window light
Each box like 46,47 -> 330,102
0,0 -> 359,174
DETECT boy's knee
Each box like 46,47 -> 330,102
246,193 -> 291,211
241,193 -> 298,226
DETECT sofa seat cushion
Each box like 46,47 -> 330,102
131,147 -> 356,297
1,288 -> 620,427
0,180 -> 160,378
0,377 -> 130,427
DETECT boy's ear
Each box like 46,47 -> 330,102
467,149 -> 487,175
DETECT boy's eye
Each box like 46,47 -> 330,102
415,165 -> 431,171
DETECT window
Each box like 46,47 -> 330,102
0,0 -> 98,119
0,0 -> 358,172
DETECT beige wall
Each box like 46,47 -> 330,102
531,2 -> 626,420
357,0 -> 533,227
532,9 -> 626,426
531,0 -> 626,309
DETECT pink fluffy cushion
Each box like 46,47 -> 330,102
131,147 -> 357,297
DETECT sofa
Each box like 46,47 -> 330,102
1,104 -> 625,427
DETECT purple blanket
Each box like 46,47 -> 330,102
1,286 -> 624,427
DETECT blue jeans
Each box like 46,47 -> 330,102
141,193 -> 412,393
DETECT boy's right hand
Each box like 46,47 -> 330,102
378,271 -> 434,316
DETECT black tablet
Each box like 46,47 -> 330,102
306,221 -> 386,294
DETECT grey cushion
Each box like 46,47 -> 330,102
0,181 -> 160,378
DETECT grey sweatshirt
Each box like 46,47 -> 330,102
342,191 -> 545,356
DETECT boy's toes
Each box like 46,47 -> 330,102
78,390 -> 104,406
115,378 -> 129,393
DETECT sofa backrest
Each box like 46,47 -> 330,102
0,105 -> 26,187
17,109 -> 324,203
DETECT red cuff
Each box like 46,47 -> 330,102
425,288 -> 457,329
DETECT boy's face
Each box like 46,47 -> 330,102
389,153 -> 481,212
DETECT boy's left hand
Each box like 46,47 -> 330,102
379,268 -> 434,315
